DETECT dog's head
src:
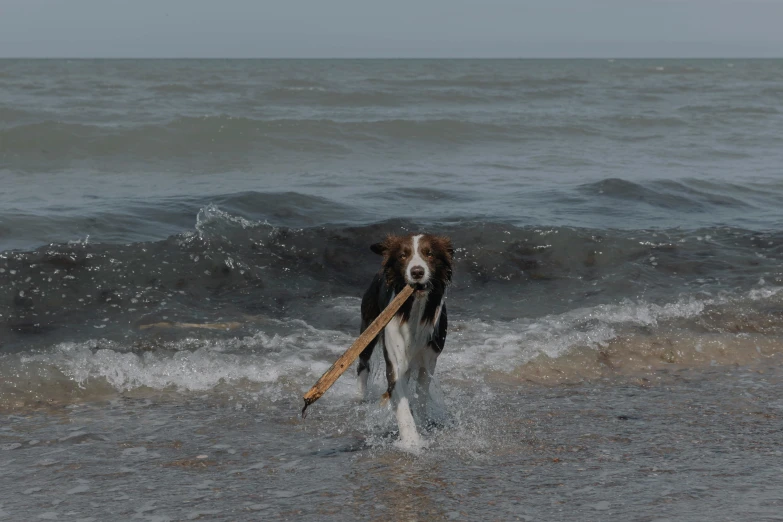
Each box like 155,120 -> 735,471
370,234 -> 453,297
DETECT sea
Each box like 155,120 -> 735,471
1,59 -> 782,521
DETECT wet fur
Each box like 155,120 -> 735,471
357,234 -> 453,446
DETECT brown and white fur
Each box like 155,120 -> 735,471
357,233 -> 453,447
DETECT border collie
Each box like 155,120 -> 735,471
357,233 -> 453,447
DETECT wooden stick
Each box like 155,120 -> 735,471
301,284 -> 414,418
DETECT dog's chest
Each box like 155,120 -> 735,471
385,296 -> 437,358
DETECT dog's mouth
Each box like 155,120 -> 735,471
412,283 -> 430,297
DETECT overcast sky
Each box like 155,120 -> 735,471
1,0 -> 782,58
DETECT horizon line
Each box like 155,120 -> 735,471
1,55 -> 782,60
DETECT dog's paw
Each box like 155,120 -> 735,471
393,435 -> 429,454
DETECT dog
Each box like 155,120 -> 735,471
357,233 -> 453,447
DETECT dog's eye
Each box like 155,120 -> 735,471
425,251 -> 433,258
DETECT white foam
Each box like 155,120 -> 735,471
437,295 -> 711,376
189,203 -> 273,243
18,322 -> 358,400
748,285 -> 783,301
7,285 -> 781,400
438,284 -> 780,375
196,203 -> 260,232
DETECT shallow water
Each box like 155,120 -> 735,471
2,59 -> 783,520
2,363 -> 783,521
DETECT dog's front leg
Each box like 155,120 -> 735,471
391,379 -> 420,447
383,317 -> 421,447
413,344 -> 439,421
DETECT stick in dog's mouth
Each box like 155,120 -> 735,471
413,282 -> 433,298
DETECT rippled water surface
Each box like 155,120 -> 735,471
1,59 -> 782,520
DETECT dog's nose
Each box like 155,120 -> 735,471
410,266 -> 425,280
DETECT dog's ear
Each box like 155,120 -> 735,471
438,236 -> 454,258
370,242 -> 386,255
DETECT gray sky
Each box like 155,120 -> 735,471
1,0 -> 782,58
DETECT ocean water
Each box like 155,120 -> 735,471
1,59 -> 783,521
